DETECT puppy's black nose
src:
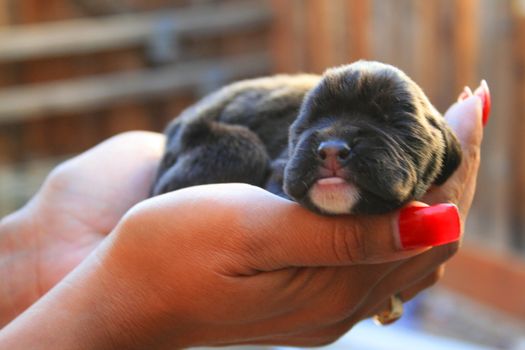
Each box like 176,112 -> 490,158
317,140 -> 351,161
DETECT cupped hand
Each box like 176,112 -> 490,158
0,89 -> 484,349
0,94 -> 483,349
369,93 -> 484,316
116,95 -> 483,349
0,131 -> 165,325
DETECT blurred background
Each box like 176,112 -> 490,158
0,0 -> 524,348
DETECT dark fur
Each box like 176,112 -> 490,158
151,61 -> 462,215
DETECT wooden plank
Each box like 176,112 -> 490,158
304,0 -> 333,73
452,0 -> 478,93
462,0 -> 513,252
292,0 -> 308,72
0,52 -> 271,123
15,0 -> 81,25
412,0 -> 440,101
430,0 -> 454,110
267,0 -> 314,72
402,0 -> 418,75
390,0 -> 413,71
70,112 -> 107,153
0,157 -> 67,217
106,103 -> 152,135
345,0 -> 371,61
16,49 -> 141,86
21,112 -> 109,157
48,114 -> 82,156
0,124 -> 23,163
0,1 -> 272,62
0,129 -> 12,164
162,94 -> 196,127
21,118 -> 52,159
219,29 -> 269,57
0,0 -> 9,26
370,0 -> 393,63
510,1 -> 525,251
98,48 -> 145,74
442,245 -> 525,319
326,0 -> 348,66
19,56 -> 75,84
268,0 -> 297,73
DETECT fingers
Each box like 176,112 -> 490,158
366,264 -> 445,319
445,95 -> 484,150
47,131 -> 165,195
188,262 -> 447,348
397,264 -> 445,302
241,200 -> 426,269
244,199 -> 462,271
243,264 -> 396,324
423,93 -> 484,215
41,131 -> 166,233
64,131 -> 166,198
144,184 -> 463,270
354,84 -> 489,326
204,274 -> 361,347
356,242 -> 456,321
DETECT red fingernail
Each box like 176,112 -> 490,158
398,204 -> 461,249
473,80 -> 491,126
457,86 -> 473,102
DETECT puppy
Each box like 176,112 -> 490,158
152,61 -> 461,215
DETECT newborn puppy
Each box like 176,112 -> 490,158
152,61 -> 461,215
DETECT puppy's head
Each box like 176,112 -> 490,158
283,61 -> 461,215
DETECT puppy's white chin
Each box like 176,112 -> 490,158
308,177 -> 360,214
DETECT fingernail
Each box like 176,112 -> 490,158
473,80 -> 491,126
457,86 -> 473,102
398,204 -> 461,249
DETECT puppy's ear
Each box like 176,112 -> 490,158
434,124 -> 462,185
160,120 -> 185,169
165,120 -> 182,147
165,119 -> 214,151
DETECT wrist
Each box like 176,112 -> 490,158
0,226 -> 189,350
0,239 -> 127,349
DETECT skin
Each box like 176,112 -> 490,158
0,95 -> 482,349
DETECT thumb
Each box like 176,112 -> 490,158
145,184 -> 461,270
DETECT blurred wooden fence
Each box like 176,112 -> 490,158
0,0 -> 273,213
0,0 -> 272,158
0,0 -> 524,258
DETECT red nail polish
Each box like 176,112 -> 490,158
473,80 -> 491,126
398,204 -> 461,249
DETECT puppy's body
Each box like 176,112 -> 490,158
152,61 -> 461,215
152,74 -> 319,197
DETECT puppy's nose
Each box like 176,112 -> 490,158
317,140 -> 351,162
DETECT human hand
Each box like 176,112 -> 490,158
368,85 -> 487,316
424,83 -> 487,214
0,131 -> 165,326
0,88 -> 485,349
